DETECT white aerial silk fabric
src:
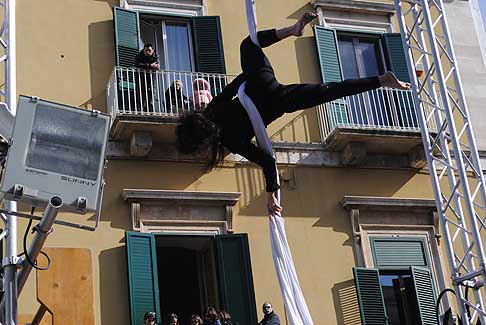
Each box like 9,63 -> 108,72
237,84 -> 313,325
238,2 -> 314,323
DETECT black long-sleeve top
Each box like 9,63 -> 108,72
205,74 -> 280,192
134,50 -> 159,69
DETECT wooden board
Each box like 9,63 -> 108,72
37,248 -> 95,325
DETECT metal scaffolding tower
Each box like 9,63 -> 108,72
0,1 -> 18,324
395,0 -> 486,323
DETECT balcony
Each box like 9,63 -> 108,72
106,67 -> 430,165
106,66 -> 236,145
316,87 -> 433,164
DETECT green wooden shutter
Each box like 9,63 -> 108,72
383,33 -> 418,127
215,234 -> 257,325
371,237 -> 429,269
314,26 -> 343,83
383,33 -> 410,83
192,16 -> 226,74
113,7 -> 140,68
353,268 -> 388,325
314,26 -> 348,128
411,266 -> 437,325
126,232 -> 161,325
113,7 -> 139,93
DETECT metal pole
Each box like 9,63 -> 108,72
3,0 -> 17,324
17,196 -> 62,294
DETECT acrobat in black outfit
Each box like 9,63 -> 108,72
176,12 -> 410,214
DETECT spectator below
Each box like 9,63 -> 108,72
219,309 -> 238,325
144,311 -> 157,325
167,313 -> 179,325
191,314 -> 203,325
203,307 -> 222,325
258,302 -> 280,325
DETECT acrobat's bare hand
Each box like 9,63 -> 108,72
294,12 -> 318,37
267,192 -> 282,215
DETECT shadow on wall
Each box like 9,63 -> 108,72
332,279 -> 361,325
269,112 -> 313,143
81,19 -> 116,113
99,160 -> 211,229
99,245 -> 129,325
235,166 -> 417,246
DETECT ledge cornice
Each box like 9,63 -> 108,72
122,189 -> 240,206
341,195 -> 437,212
122,189 -> 240,233
312,0 -> 396,15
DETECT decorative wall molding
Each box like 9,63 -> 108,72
121,0 -> 207,16
341,195 -> 449,301
341,195 -> 438,232
107,141 -> 418,169
312,0 -> 396,15
122,189 -> 240,234
313,0 -> 394,32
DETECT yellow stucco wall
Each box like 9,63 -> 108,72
13,0 -> 444,324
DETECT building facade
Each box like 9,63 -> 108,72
13,0 -> 486,324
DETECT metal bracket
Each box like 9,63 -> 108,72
2,256 -> 22,267
13,183 -> 23,199
75,196 -> 87,212
0,208 -> 95,231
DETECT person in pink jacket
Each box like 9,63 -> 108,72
190,78 -> 213,109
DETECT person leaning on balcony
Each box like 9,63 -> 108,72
258,302 -> 280,325
165,80 -> 188,112
175,12 -> 411,215
135,43 -> 160,111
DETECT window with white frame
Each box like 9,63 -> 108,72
139,15 -> 195,72
314,1 -> 417,131
113,3 -> 225,74
112,2 -> 226,114
342,196 -> 450,324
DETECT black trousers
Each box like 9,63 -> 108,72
240,29 -> 381,124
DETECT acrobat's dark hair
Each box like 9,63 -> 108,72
175,111 -> 225,171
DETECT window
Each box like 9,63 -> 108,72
354,237 -> 437,325
314,27 -> 417,131
140,16 -> 195,72
380,271 -> 421,324
337,33 -> 389,127
113,7 -> 226,74
125,232 -> 258,325
342,196 -> 446,325
112,7 -> 226,114
337,34 -> 385,80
